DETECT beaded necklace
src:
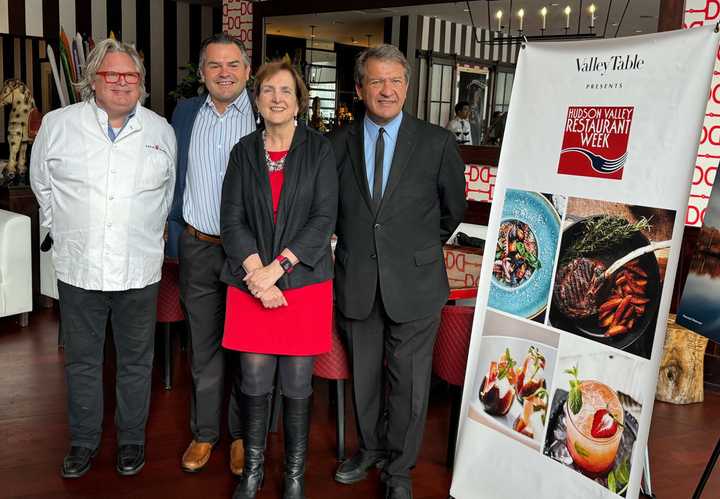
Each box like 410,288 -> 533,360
262,130 -> 289,172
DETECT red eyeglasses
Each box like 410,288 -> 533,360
96,71 -> 141,84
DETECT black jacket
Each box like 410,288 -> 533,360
330,114 -> 467,323
220,124 -> 338,292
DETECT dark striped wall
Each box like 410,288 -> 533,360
0,0 -> 222,127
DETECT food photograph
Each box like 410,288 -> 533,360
547,197 -> 675,359
489,189 -> 564,322
543,338 -> 645,497
468,310 -> 559,450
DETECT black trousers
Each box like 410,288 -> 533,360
337,291 -> 441,489
57,280 -> 159,450
179,230 -> 241,443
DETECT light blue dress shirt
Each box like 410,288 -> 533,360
363,112 -> 403,196
107,110 -> 135,141
183,91 -> 255,235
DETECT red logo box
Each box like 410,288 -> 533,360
557,106 -> 634,180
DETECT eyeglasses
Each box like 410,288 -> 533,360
96,71 -> 140,84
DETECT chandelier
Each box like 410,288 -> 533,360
466,0 -> 627,44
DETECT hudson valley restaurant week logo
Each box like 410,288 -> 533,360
558,106 -> 634,180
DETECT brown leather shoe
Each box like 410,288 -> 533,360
181,440 -> 213,473
230,439 -> 245,475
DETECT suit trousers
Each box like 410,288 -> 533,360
57,280 -> 159,450
179,230 -> 241,443
337,290 -> 441,488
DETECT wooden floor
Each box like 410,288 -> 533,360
1,308 -> 719,499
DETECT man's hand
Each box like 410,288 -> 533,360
244,261 -> 284,296
40,233 -> 53,252
258,286 -> 288,309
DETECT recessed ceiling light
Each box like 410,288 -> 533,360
635,29 -> 643,33
551,3 -> 559,6
612,23 -> 618,26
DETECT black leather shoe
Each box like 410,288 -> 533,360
385,485 -> 413,499
116,444 -> 145,476
60,446 -> 99,479
334,449 -> 387,485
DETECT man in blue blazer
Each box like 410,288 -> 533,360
167,33 -> 256,475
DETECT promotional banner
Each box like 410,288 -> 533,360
684,1 -> 720,226
676,170 -> 720,339
450,27 -> 719,499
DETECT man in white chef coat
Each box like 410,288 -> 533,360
30,38 -> 176,479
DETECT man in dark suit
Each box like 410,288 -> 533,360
166,33 -> 255,474
329,44 -> 466,499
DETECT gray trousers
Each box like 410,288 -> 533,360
57,280 -> 159,450
179,230 -> 241,443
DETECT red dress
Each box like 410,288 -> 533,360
222,150 -> 332,356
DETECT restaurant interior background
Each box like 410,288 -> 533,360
0,0 -> 715,413
1,0 -> 719,496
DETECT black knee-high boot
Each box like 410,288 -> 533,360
283,395 -> 311,499
233,394 -> 270,499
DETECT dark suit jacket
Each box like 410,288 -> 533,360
330,114 -> 466,323
166,93 -> 257,258
166,95 -> 205,258
220,124 -> 338,293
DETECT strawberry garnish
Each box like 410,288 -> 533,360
591,408 -> 621,438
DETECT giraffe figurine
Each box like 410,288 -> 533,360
1,79 -> 37,185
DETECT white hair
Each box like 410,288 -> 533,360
75,38 -> 147,103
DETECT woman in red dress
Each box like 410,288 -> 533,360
220,61 -> 337,499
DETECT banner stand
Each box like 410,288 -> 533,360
641,449 -> 655,499
691,435 -> 720,499
448,26 -> 720,499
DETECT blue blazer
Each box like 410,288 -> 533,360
166,95 -> 205,258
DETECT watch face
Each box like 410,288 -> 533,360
280,257 -> 293,273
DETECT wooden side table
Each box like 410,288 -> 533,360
656,314 -> 708,404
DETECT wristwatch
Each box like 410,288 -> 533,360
276,255 -> 294,274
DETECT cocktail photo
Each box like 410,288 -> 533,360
543,336 -> 645,496
547,197 -> 675,359
488,189 -> 564,322
468,310 -> 559,450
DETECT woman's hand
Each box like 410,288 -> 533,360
244,261 -> 284,296
258,286 -> 288,308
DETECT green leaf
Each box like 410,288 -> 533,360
574,441 -> 590,458
565,364 -> 583,414
568,386 -> 583,415
608,471 -> 617,493
497,348 -> 516,380
533,388 -> 548,400
516,242 -> 542,269
615,458 -> 631,486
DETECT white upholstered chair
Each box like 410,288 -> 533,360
0,209 -> 32,326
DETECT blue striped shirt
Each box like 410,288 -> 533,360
183,91 -> 255,235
